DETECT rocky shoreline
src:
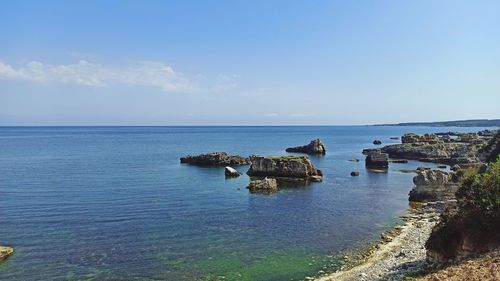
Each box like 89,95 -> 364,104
315,129 -> 498,281
316,204 -> 441,281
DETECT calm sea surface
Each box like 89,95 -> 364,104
0,126 -> 490,280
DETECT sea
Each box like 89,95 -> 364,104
0,126 -> 491,280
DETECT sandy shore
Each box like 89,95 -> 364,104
317,204 -> 441,281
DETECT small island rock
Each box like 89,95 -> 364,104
285,139 -> 326,155
373,140 -> 382,145
247,178 -> 278,193
365,152 -> 389,169
350,171 -> 360,176
180,152 -> 249,167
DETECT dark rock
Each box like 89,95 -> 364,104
247,178 -> 278,193
390,137 -> 399,140
373,140 -> 382,145
224,166 -> 241,177
246,155 -> 323,182
350,171 -> 360,176
285,139 -> 326,155
362,148 -> 381,155
451,164 -> 461,171
390,159 -> 409,163
180,152 -> 249,167
437,165 -> 447,169
348,158 -> 360,162
365,152 -> 389,169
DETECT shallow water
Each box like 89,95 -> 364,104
0,126 -> 489,280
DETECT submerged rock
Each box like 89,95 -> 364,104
180,152 -> 249,167
247,178 -> 278,193
224,166 -> 241,177
285,138 -> 326,155
246,155 -> 323,181
351,171 -> 360,176
0,246 -> 14,262
409,170 -> 459,202
365,152 -> 389,169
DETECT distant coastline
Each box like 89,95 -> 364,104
374,119 -> 500,127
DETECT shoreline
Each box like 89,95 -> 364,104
316,203 -> 442,281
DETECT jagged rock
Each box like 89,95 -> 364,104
247,178 -> 278,193
224,166 -> 241,177
0,246 -> 14,262
350,171 -> 360,176
362,148 -> 381,155
365,152 -> 389,169
373,140 -> 382,145
285,139 -> 326,155
180,152 -> 249,166
246,155 -> 322,181
409,170 -> 459,202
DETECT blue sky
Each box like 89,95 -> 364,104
1,0 -> 499,125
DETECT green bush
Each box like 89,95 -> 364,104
426,157 -> 500,258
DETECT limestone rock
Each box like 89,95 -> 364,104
224,166 -> 241,177
247,178 -> 278,193
285,139 -> 326,155
409,170 -> 459,202
246,155 -> 322,181
365,152 -> 389,169
0,246 -> 14,262
180,152 -> 249,166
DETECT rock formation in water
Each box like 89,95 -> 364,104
246,155 -> 323,182
180,152 -> 250,166
0,246 -> 14,262
285,138 -> 326,155
224,166 -> 241,177
408,169 -> 459,202
350,171 -> 360,176
247,178 -> 278,193
373,140 -> 382,145
379,131 -> 497,167
365,152 -> 389,169
362,148 -> 381,155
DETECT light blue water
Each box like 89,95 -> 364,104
0,126 -> 489,280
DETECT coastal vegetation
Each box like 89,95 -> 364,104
425,157 -> 500,261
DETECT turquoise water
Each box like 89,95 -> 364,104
0,126 -> 489,280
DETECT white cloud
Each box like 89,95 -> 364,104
0,59 -> 196,92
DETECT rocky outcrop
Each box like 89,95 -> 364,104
246,155 -> 323,182
365,152 -> 389,169
381,142 -> 477,164
408,170 -> 459,202
373,140 -> 382,145
362,148 -> 381,155
180,152 -> 249,166
0,246 -> 14,262
224,166 -> 241,177
247,178 -> 278,193
285,139 -> 326,155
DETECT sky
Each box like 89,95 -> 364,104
0,0 -> 499,125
